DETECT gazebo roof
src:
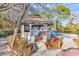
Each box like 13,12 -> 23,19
21,15 -> 52,25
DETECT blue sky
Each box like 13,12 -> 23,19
63,4 -> 79,12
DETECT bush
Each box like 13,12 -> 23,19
8,35 -> 35,56
0,30 -> 14,37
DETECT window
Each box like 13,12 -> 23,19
24,25 -> 30,32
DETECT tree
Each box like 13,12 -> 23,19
52,5 -> 71,31
9,4 -> 30,47
53,5 -> 71,18
0,5 -> 12,28
0,3 -> 12,12
64,22 -> 77,33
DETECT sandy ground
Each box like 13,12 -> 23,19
0,38 -> 16,56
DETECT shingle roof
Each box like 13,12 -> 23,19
21,15 -> 52,25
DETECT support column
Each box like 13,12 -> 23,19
21,25 -> 25,38
43,24 -> 48,42
46,24 -> 48,42
29,24 -> 32,43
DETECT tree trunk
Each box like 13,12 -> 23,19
11,4 -> 29,47
11,20 -> 20,47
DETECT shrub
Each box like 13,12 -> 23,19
0,29 -> 14,37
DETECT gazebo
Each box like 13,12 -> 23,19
21,15 -> 53,43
